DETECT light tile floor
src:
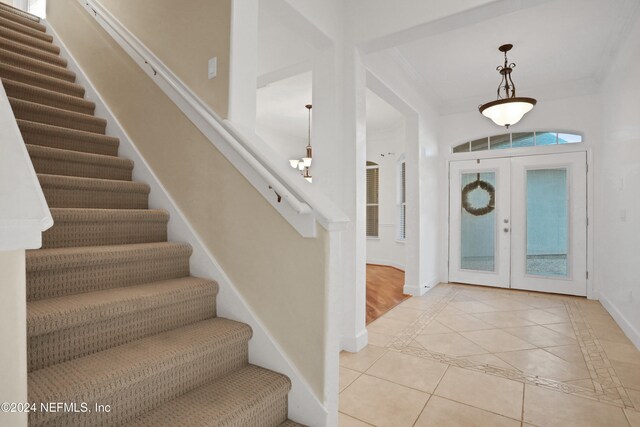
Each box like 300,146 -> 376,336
339,283 -> 640,426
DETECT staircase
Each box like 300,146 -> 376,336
0,3 -> 304,426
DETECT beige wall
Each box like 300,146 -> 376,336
47,0 -> 327,397
0,250 -> 27,427
95,0 -> 231,118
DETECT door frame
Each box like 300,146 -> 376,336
445,147 -> 594,299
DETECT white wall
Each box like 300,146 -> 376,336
255,72 -> 312,163
439,93 -> 602,283
366,122 -> 406,270
364,51 -> 443,296
596,15 -> 640,348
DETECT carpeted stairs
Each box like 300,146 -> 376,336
0,3 -> 304,426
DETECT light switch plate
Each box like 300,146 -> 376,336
208,57 -> 217,79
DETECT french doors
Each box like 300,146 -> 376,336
449,152 -> 587,296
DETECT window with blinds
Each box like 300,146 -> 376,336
397,161 -> 406,240
366,161 -> 379,238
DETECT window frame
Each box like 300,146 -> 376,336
396,157 -> 406,242
366,161 -> 380,239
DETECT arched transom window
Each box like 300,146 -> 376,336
452,131 -> 582,154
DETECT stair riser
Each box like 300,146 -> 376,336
3,80 -> 93,114
0,8 -> 46,32
31,157 -> 132,180
42,220 -> 167,248
234,393 -> 289,427
30,342 -> 249,426
27,255 -> 191,300
0,38 -> 66,66
19,122 -> 119,156
0,15 -> 51,42
0,64 -> 84,97
29,294 -> 217,371
10,100 -> 106,134
0,28 -> 59,54
42,187 -> 149,209
0,48 -> 75,81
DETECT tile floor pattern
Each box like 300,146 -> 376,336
339,283 -> 640,426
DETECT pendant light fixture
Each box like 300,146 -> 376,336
289,104 -> 313,183
479,44 -> 536,128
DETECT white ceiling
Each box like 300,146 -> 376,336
256,72 -> 404,141
394,0 -> 640,114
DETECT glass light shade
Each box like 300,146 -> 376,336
305,176 -> 312,183
289,159 -> 299,169
302,157 -> 312,167
479,97 -> 536,127
298,162 -> 305,171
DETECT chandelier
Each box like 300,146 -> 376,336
479,44 -> 537,128
289,104 -> 313,183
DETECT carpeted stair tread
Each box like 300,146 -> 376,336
27,276 -> 219,371
18,119 -> 119,156
26,242 -> 193,300
28,318 -> 252,426
38,174 -> 149,209
43,208 -> 169,248
0,62 -> 83,96
9,97 -> 106,134
28,144 -> 131,180
0,1 -> 41,23
4,78 -> 93,114
0,14 -> 51,42
0,36 -> 66,66
28,276 -> 218,336
128,365 -> 291,427
0,46 -> 75,81
0,7 -> 46,32
0,28 -> 59,54
27,241 -> 191,272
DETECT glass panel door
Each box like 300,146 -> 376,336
449,159 -> 511,288
526,169 -> 568,277
460,172 -> 496,272
511,152 -> 587,295
450,152 -> 587,296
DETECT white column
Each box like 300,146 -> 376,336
0,250 -> 28,427
228,0 -> 258,128
313,43 -> 368,352
404,115 -> 441,296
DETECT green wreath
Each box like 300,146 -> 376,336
461,174 -> 495,216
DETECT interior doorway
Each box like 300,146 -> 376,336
449,152 -> 588,296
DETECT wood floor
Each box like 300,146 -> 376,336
366,264 -> 410,324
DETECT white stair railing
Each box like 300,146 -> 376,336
78,0 -> 348,237
0,81 -> 53,250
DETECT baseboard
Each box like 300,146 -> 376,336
366,259 -> 405,271
341,328 -> 368,353
46,21 -> 327,426
404,277 -> 439,296
598,293 -> 640,350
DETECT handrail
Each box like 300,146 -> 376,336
0,81 -> 53,250
79,0 -> 349,231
